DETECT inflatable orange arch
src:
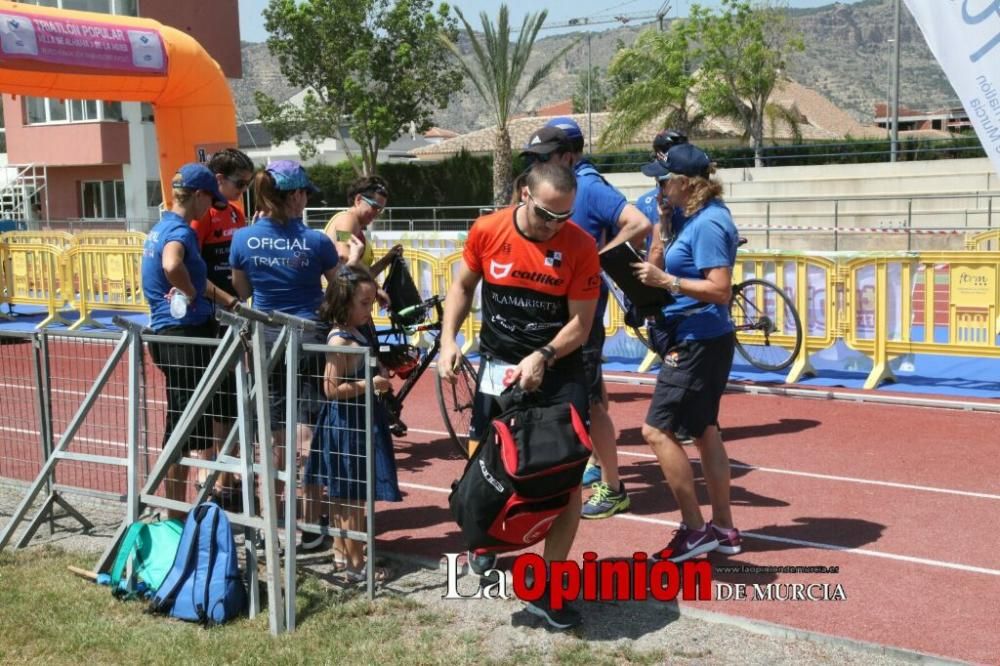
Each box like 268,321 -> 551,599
0,1 -> 236,206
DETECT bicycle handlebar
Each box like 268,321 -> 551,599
395,294 -> 444,319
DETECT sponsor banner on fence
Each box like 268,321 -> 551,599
0,9 -> 166,74
903,1 -> 1000,176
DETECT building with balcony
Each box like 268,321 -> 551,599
0,0 -> 241,230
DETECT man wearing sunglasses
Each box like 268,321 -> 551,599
439,161 -> 600,629
521,117 -> 651,522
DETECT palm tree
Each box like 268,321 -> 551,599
599,26 -> 706,151
440,6 -> 576,205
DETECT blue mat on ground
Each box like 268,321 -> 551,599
604,337 -> 1000,401
0,305 -> 148,333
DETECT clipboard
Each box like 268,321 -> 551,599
599,242 -> 674,317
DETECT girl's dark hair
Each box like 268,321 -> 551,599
208,148 -> 254,177
253,169 -> 295,222
346,175 -> 389,205
318,266 -> 377,326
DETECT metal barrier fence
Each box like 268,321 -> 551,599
2,229 -> 999,385
0,307 -> 377,635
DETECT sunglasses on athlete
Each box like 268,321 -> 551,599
527,191 -> 573,223
360,194 -> 385,212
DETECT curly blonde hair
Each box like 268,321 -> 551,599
674,163 -> 724,217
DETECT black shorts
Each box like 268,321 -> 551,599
149,320 -> 223,453
645,332 -> 734,439
469,361 -> 591,447
268,325 -> 328,432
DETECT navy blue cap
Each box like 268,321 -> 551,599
641,143 -> 711,180
545,116 -> 583,142
172,163 -> 228,209
266,160 -> 320,193
521,126 -> 572,156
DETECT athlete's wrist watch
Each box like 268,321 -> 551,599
536,344 -> 557,368
668,276 -> 682,296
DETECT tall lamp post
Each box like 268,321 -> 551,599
890,0 -> 901,162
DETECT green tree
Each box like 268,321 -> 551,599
688,0 -> 804,165
599,25 -> 703,150
255,0 -> 463,176
439,5 -> 576,205
572,67 -> 608,114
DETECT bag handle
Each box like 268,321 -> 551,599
109,522 -> 146,598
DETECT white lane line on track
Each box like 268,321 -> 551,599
0,382 -> 168,406
396,481 -> 1000,578
405,427 -> 1000,501
0,425 -> 127,449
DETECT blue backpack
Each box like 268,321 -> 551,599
149,503 -> 247,626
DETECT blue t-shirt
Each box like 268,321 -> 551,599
141,211 -> 213,331
571,160 -> 628,248
635,186 -> 690,258
635,186 -> 659,226
229,217 -> 339,320
662,200 -> 739,340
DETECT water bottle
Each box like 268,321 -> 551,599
169,291 -> 189,319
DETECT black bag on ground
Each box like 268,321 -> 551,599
448,390 -> 592,554
383,255 -> 423,326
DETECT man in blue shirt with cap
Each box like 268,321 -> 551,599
523,116 -> 651,519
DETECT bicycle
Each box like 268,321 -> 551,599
374,295 -> 477,457
729,277 -> 803,372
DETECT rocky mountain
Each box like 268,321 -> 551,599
232,0 -> 959,134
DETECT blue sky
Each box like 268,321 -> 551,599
238,0 -> 863,43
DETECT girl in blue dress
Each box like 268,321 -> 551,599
305,266 -> 401,581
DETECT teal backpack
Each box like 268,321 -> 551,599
109,518 -> 184,599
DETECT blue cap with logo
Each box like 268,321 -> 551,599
544,116 -> 584,142
266,160 -> 320,193
641,143 -> 712,180
173,163 -> 228,209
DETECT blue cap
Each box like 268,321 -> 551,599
266,160 -> 320,193
545,116 -> 583,142
172,163 -> 228,209
641,143 -> 711,180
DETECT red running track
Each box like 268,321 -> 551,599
381,372 -> 1000,664
3,339 -> 998,662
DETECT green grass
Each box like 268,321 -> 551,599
0,547 -> 670,665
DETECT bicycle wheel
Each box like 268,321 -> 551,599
730,278 -> 803,372
436,355 -> 477,458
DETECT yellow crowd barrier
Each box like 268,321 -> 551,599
1,230 -> 75,250
2,232 -> 998,389
842,252 -> 1000,388
72,231 -> 148,247
65,244 -> 146,330
5,242 -> 71,328
0,240 -> 10,320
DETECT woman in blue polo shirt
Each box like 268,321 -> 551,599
141,162 -> 239,518
230,160 -> 360,547
632,144 -> 743,565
